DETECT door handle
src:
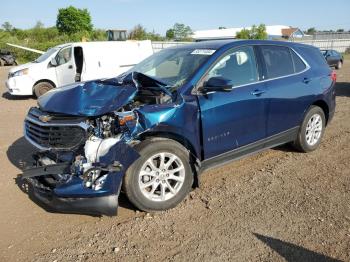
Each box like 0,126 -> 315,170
302,77 -> 311,84
68,65 -> 73,69
251,89 -> 265,96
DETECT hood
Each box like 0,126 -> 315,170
38,79 -> 137,117
9,62 -> 35,73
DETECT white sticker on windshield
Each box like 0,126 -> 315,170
191,49 -> 216,55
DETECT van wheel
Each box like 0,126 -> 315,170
335,61 -> 342,70
123,138 -> 193,212
293,106 -> 326,152
34,82 -> 54,97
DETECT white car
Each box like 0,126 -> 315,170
6,41 -> 153,97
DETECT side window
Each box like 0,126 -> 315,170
56,47 -> 72,66
291,50 -> 306,73
261,46 -> 294,78
206,46 -> 258,87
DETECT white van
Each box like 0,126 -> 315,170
6,41 -> 153,97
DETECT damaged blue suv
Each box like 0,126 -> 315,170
22,40 -> 336,215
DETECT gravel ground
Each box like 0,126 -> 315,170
0,62 -> 349,262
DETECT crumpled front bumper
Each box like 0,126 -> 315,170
22,141 -> 140,216
28,181 -> 120,216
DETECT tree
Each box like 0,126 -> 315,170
128,24 -> 147,40
2,21 -> 13,32
236,28 -> 250,39
166,29 -> 175,39
34,21 -> 44,29
236,24 -> 267,40
172,23 -> 193,40
305,27 -> 316,35
336,29 -> 344,32
56,6 -> 93,34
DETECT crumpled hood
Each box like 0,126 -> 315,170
38,79 -> 137,117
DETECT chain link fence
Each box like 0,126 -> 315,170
291,32 -> 350,53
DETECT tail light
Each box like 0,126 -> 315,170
331,70 -> 337,82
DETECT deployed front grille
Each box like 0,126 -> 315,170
25,107 -> 87,150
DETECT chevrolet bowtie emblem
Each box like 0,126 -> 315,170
39,115 -> 52,122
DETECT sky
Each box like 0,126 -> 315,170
1,0 -> 350,34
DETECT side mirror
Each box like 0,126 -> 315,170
201,77 -> 233,93
50,57 -> 57,67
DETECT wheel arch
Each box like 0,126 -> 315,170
138,131 -> 201,187
139,131 -> 199,158
32,79 -> 56,92
312,100 -> 329,125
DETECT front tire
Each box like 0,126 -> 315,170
293,106 -> 326,152
124,138 -> 193,212
335,61 -> 342,70
33,81 -> 54,98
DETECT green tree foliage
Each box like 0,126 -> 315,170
56,6 -> 93,35
166,29 -> 175,40
128,24 -> 165,41
305,27 -> 316,35
236,28 -> 250,39
172,23 -> 193,40
128,24 -> 147,40
2,22 -> 13,32
236,24 -> 267,40
0,25 -> 106,63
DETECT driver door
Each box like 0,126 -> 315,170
197,46 -> 268,159
55,46 -> 76,87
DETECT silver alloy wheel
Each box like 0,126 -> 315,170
138,152 -> 185,202
305,113 -> 323,146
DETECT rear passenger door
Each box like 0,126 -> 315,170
258,45 -> 311,137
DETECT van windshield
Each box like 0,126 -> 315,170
128,47 -> 215,89
34,48 -> 59,63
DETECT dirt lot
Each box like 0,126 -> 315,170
0,62 -> 349,262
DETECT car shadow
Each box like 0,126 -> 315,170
335,82 -> 350,97
8,137 -> 137,216
2,91 -> 34,100
254,233 -> 342,262
272,143 -> 299,153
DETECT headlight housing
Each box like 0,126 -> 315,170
9,68 -> 29,78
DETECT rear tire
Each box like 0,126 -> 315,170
335,61 -> 342,70
33,82 -> 54,98
293,106 -> 326,152
123,138 -> 193,212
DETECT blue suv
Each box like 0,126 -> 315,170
23,40 -> 336,215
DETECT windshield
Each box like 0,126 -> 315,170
128,47 -> 215,88
34,48 -> 59,63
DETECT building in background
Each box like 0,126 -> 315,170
192,25 -> 305,41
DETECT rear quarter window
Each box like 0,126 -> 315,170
296,46 -> 328,68
261,46 -> 294,78
291,50 -> 307,73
